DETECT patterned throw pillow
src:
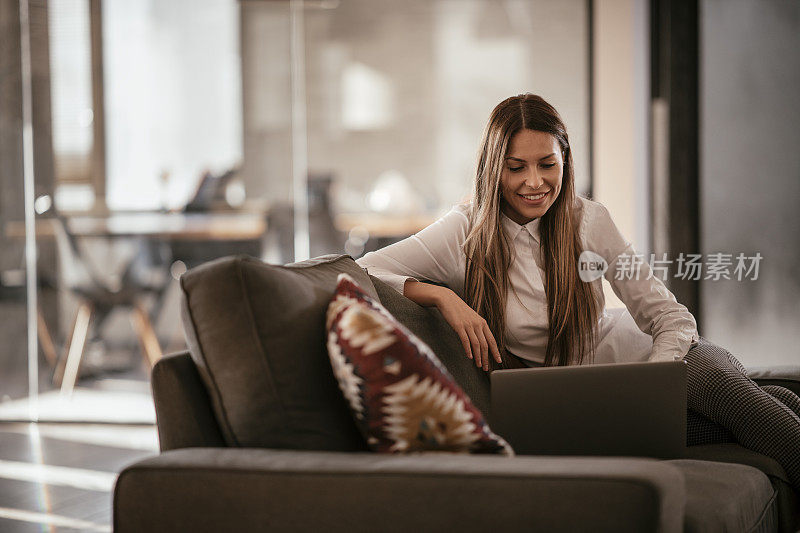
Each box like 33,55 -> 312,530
326,273 -> 514,456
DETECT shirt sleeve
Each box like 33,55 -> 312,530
354,205 -> 469,296
584,200 -> 700,362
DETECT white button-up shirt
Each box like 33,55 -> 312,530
355,195 -> 700,365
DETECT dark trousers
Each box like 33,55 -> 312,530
685,336 -> 800,492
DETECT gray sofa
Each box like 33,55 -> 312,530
113,254 -> 799,532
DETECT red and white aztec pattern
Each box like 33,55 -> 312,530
326,273 -> 514,456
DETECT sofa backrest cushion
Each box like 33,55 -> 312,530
368,275 -> 491,417
180,254 -> 376,450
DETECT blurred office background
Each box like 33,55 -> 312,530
0,0 -> 797,427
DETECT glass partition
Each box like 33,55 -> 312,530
1,0 -> 247,423
1,0 -> 590,422
245,0 -> 590,261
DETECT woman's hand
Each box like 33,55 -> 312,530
434,288 -> 502,371
403,280 -> 502,370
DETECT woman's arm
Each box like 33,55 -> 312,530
355,205 -> 470,297
583,200 -> 700,361
402,278 -> 448,307
356,206 -> 501,369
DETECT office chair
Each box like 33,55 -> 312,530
46,211 -> 168,396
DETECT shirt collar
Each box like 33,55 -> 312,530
500,210 -> 541,243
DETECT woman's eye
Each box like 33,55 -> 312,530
508,166 -> 524,172
541,163 -> 556,169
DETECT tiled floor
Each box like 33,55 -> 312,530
0,423 -> 158,532
0,387 -> 156,425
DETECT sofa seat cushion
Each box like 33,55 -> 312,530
326,273 -> 513,455
666,459 -> 777,532
685,443 -> 788,484
685,443 -> 798,532
180,254 -> 377,451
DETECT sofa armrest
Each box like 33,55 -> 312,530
114,448 -> 684,533
151,351 -> 226,451
748,366 -> 800,398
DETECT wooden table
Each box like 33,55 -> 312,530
5,211 -> 267,240
333,212 -> 438,239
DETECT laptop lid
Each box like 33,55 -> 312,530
490,360 -> 686,458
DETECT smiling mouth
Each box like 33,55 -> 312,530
518,191 -> 549,201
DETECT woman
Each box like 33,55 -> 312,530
356,93 -> 800,491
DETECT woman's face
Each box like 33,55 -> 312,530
499,129 -> 563,225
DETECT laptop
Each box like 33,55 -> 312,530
490,360 -> 687,458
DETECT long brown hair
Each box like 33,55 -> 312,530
463,94 -> 601,368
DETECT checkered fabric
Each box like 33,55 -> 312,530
687,409 -> 735,445
760,385 -> 800,418
686,384 -> 800,445
684,336 -> 800,492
